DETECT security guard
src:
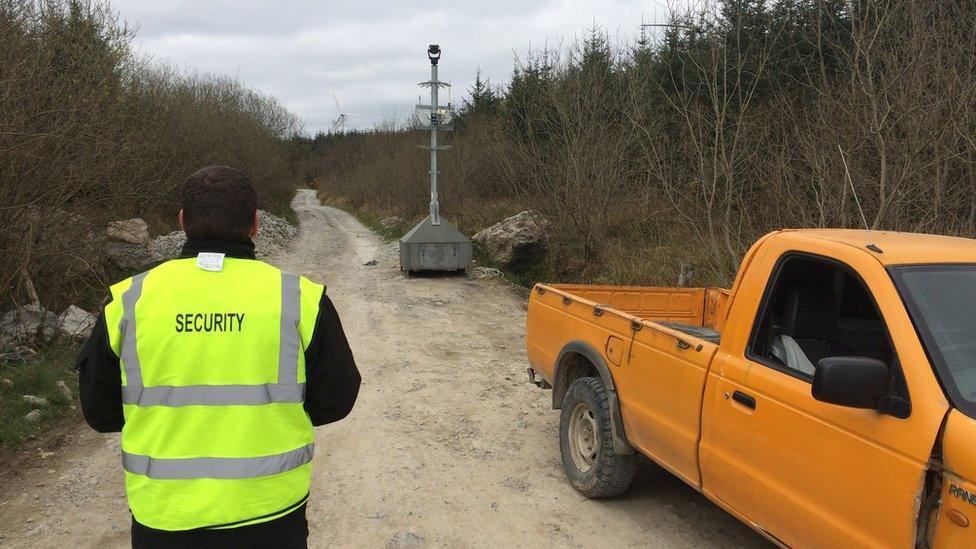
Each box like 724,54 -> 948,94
76,166 -> 361,548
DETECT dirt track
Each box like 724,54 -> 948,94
0,190 -> 766,548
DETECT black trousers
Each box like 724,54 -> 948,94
130,503 -> 309,549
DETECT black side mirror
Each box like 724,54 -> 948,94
812,356 -> 888,410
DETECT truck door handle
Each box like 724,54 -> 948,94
732,391 -> 756,410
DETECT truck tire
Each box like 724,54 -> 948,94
559,377 -> 636,498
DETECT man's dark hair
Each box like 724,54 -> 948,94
181,166 -> 258,242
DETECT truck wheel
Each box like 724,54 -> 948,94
559,377 -> 636,498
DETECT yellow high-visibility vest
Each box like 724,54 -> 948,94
103,255 -> 323,531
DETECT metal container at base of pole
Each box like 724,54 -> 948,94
399,216 -> 473,272
399,44 -> 473,274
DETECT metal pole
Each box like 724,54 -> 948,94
429,60 -> 440,225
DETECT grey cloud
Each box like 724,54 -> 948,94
114,0 -> 671,132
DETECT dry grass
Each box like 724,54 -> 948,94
0,0 -> 301,313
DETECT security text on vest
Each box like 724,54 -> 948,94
175,313 -> 245,333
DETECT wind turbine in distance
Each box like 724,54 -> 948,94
330,93 -> 359,134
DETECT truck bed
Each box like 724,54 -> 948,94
526,282 -> 731,488
656,322 -> 721,344
546,284 -> 730,338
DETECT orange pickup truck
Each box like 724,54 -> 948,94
526,229 -> 976,548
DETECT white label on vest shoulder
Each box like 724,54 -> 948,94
196,252 -> 225,272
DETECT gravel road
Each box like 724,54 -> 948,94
0,190 -> 767,548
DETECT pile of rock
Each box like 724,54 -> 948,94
2,209 -> 298,359
148,230 -> 186,262
0,304 -> 59,345
253,210 -> 299,258
472,211 -> 550,270
0,303 -> 97,351
102,210 -> 298,270
133,209 -> 298,266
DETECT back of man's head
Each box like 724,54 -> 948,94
181,166 -> 258,242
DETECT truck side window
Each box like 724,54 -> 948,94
750,255 -> 895,379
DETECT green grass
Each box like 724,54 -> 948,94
0,343 -> 81,450
354,210 -> 408,242
470,245 -> 548,290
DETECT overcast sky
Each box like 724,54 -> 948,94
112,0 -> 673,133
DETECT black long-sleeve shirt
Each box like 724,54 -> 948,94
74,238 -> 361,547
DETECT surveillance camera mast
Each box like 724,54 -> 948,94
398,45 -> 473,274
419,43 -> 450,226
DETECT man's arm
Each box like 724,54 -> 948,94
304,293 -> 361,426
75,310 -> 125,433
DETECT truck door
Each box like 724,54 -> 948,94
890,263 -> 976,546
699,249 -> 944,547
933,411 -> 976,547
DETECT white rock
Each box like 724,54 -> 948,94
148,230 -> 186,262
104,240 -> 155,270
0,304 -> 59,344
24,409 -> 42,422
107,218 -> 149,245
472,211 -> 550,269
58,306 -> 96,339
104,218 -> 156,268
146,209 -> 297,262
22,395 -> 49,407
56,380 -> 72,401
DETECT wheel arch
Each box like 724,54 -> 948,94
552,340 -> 634,455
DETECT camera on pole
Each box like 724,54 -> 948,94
398,45 -> 473,275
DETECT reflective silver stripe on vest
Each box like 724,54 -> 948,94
119,269 -> 305,407
122,383 -> 306,407
122,443 -> 314,480
119,271 -> 149,388
278,272 -> 301,384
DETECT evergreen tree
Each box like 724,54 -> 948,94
767,0 -> 852,92
579,25 -> 614,80
503,50 -> 556,141
461,68 -> 501,118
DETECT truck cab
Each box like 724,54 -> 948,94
525,229 -> 976,547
